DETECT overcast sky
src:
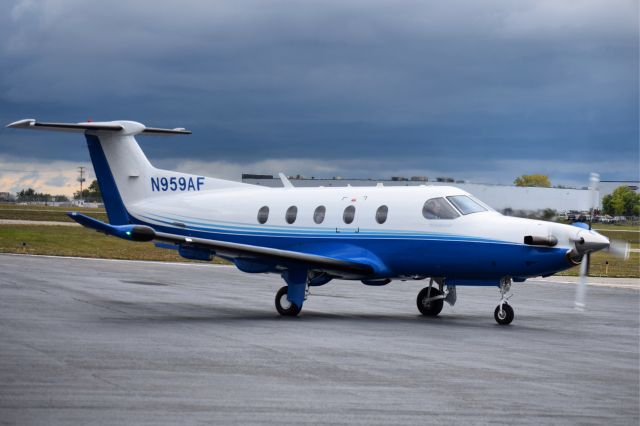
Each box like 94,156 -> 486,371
0,0 -> 638,195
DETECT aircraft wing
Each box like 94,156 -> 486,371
68,213 -> 375,277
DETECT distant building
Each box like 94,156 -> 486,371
242,173 -> 274,180
0,192 -> 13,202
240,175 -> 608,212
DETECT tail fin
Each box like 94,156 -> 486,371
7,119 -> 250,225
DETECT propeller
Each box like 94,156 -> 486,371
575,173 -> 599,310
607,239 -> 630,260
573,173 -> 629,310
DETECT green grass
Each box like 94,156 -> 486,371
0,204 -> 108,223
0,225 -> 225,264
590,223 -> 640,231
557,251 -> 639,278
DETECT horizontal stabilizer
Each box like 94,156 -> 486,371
6,119 -> 191,135
68,212 -> 155,241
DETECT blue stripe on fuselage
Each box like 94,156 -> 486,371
127,212 -> 570,280
138,211 -> 510,243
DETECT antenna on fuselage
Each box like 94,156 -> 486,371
278,173 -> 294,189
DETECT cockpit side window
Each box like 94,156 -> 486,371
447,195 -> 487,215
422,198 -> 460,220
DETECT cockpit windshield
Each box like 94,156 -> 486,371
422,197 -> 460,220
447,195 -> 487,215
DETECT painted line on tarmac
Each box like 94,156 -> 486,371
0,252 -> 232,268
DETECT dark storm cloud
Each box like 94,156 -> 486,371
0,0 -> 638,186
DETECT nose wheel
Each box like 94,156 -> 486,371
494,303 -> 514,325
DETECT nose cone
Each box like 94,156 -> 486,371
575,229 -> 610,254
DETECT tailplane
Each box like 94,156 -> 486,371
7,119 -> 250,225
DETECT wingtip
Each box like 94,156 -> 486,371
6,118 -> 36,128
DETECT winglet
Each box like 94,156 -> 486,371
6,118 -> 36,128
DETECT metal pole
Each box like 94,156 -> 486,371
77,166 -> 86,205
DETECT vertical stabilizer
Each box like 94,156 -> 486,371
6,119 -> 252,225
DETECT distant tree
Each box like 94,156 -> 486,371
602,186 -> 640,216
74,179 -> 102,202
16,188 -> 50,202
501,207 -> 514,216
541,208 -> 557,221
16,188 -> 36,201
514,174 -> 551,188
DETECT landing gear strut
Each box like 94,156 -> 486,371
417,278 -> 444,316
494,277 -> 514,325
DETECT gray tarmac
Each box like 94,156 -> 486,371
0,254 -> 638,425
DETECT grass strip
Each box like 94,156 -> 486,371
0,225 -> 225,264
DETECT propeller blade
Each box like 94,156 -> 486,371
574,173 -> 602,312
607,238 -> 630,260
574,258 -> 589,311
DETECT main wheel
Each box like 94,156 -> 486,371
494,303 -> 514,325
416,287 -> 444,316
275,286 -> 301,317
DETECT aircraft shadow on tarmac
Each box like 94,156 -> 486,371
92,298 -> 572,334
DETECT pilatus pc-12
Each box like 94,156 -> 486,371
7,119 -> 628,325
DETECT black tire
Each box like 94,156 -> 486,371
494,303 -> 514,325
416,287 -> 444,316
275,286 -> 301,317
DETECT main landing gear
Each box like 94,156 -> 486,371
416,278 -> 455,317
274,269 -> 309,317
494,277 -> 514,325
416,285 -> 444,316
275,286 -> 302,316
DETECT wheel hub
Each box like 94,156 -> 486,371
280,294 -> 292,310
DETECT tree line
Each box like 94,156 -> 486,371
14,180 -> 102,203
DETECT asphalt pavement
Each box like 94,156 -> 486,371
0,254 -> 638,425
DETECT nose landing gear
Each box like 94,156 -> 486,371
494,277 -> 514,325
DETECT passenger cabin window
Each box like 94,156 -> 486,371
422,198 -> 459,220
343,205 -> 356,224
285,206 -> 298,224
257,206 -> 269,224
447,195 -> 487,215
375,205 -> 388,224
313,206 -> 326,224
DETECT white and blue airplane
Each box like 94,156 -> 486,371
7,119 -> 627,325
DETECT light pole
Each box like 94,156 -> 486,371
77,166 -> 86,205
